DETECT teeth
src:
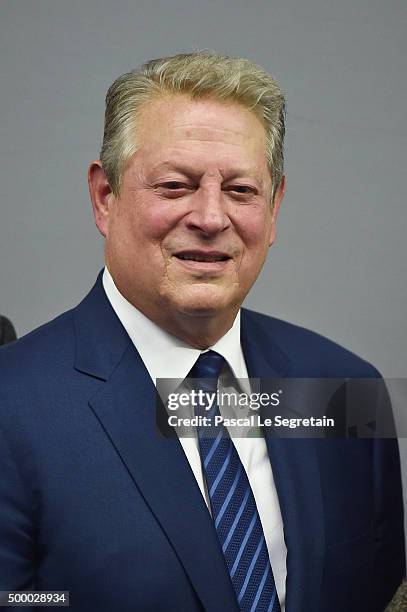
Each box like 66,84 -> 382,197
177,254 -> 227,262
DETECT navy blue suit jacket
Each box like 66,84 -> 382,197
0,273 -> 404,611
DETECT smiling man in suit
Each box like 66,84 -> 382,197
0,52 -> 404,612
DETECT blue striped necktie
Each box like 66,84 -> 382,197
189,350 -> 281,612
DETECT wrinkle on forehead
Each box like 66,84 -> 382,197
176,124 -> 256,143
141,123 -> 264,153
137,95 -> 266,142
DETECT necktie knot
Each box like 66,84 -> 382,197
189,350 -> 225,380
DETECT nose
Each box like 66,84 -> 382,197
185,184 -> 231,236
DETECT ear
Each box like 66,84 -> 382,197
88,161 -> 114,238
268,174 -> 286,247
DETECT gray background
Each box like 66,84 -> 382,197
1,0 -> 406,543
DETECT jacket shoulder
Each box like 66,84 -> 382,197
241,308 -> 379,377
0,310 -> 75,386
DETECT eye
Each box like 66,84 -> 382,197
154,182 -> 194,199
233,186 -> 252,193
162,182 -> 188,190
224,185 -> 257,195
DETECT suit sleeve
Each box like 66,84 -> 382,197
0,420 -> 36,592
365,369 -> 406,606
373,434 -> 406,607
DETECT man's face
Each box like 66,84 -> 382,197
100,95 -> 283,329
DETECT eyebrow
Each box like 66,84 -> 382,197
150,161 -> 267,186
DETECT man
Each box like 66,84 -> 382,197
0,52 -> 404,611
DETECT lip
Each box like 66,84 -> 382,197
173,250 -> 233,272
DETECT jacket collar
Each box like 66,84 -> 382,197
73,271 -> 130,380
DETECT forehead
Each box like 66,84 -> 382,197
134,95 -> 269,178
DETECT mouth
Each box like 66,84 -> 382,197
173,250 -> 232,272
174,250 -> 231,263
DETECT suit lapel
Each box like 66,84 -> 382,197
241,309 -> 325,612
74,275 -> 239,612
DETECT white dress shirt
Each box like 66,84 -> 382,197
102,267 -> 287,609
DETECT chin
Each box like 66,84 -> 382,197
170,285 -> 239,318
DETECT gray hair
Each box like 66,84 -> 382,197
100,51 -> 286,200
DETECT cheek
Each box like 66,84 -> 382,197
134,194 -> 187,242
147,209 -> 181,241
111,203 -> 171,248
110,206 -> 187,278
233,209 -> 272,253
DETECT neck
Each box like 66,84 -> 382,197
152,308 -> 239,349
